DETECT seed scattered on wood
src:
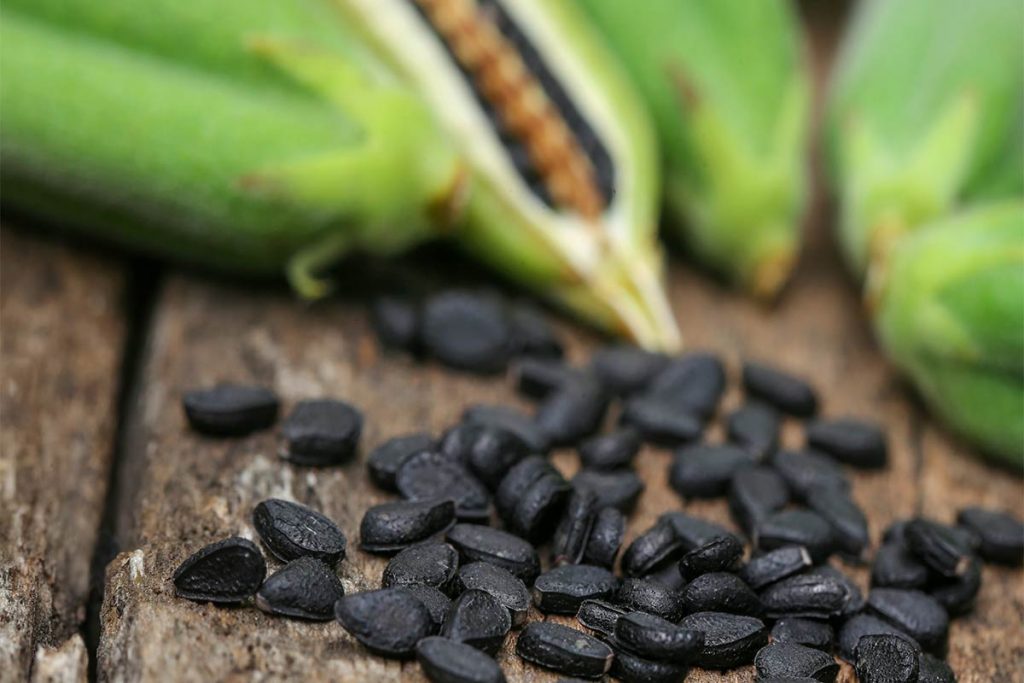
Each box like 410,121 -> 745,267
509,471 -> 571,542
255,556 -> 344,621
532,564 -> 619,614
741,361 -> 818,417
619,396 -> 703,446
608,648 -> 690,683
513,357 -> 579,400
770,617 -> 834,652
759,571 -> 853,619
670,443 -> 756,499
465,427 -> 531,489
754,641 -> 839,683
252,498 -> 347,567
515,622 -> 614,679
447,523 -> 540,583
463,404 -> 549,454
583,507 -> 625,569
855,634 -> 920,683
456,561 -> 531,628
589,345 -> 669,395
381,542 -> 459,593
359,499 -> 456,555
616,577 -> 686,622
416,636 -> 507,683
621,519 -> 686,576
578,428 -> 641,471
956,506 -> 1024,566
396,584 -> 451,632
867,588 -> 949,656
677,610 -> 769,669
929,555 -> 981,616
872,543 -> 930,589
614,611 -> 704,662
571,468 -> 645,513
533,376 -> 609,447
739,546 -> 812,590
367,433 -> 434,491
678,534 -> 744,580
281,399 -> 363,466
805,417 -> 888,468
728,466 -> 790,534
756,509 -> 836,563
806,488 -> 869,559
680,572 -> 763,618
726,402 -> 780,460
644,352 -> 726,420
576,599 -> 628,636
837,613 -> 918,663
441,588 -> 512,656
551,490 -> 598,565
421,291 -> 512,374
771,449 -> 849,502
918,652 -> 957,683
334,588 -> 434,659
507,301 -> 563,359
182,383 -> 279,436
396,450 -> 491,522
370,295 -> 420,352
904,518 -> 974,578
172,536 -> 266,603
659,512 -> 736,551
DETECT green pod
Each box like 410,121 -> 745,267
0,0 -> 678,349
578,0 -> 811,298
872,201 -> 1024,465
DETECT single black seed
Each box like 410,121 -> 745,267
659,512 -> 737,551
616,577 -> 686,622
867,588 -> 949,655
756,509 -> 836,563
396,450 -> 491,522
837,613 -> 918,663
465,427 -> 531,490
918,652 -> 957,683
464,404 -> 550,453
904,519 -> 974,578
172,537 -> 266,603
588,345 -> 669,395
456,561 -> 531,628
678,535 -> 744,580
441,588 -> 512,656
495,455 -> 557,519
956,506 -> 1024,566
370,295 -> 420,352
742,362 -> 818,417
551,490 -> 598,565
281,399 -> 363,466
928,555 -> 981,616
680,572 -> 763,618
808,565 -> 865,616
739,546 -> 813,590
381,542 -> 459,593
677,610 -> 768,669
806,488 -> 869,559
770,617 -> 834,652
508,301 -> 563,358
416,636 -> 506,683
509,471 -> 572,542
534,376 -> 609,447
396,584 -> 451,632
855,634 -> 920,683
726,402 -> 780,460
532,564 -> 619,614
255,556 -> 344,621
334,588 -> 434,659
367,433 -> 435,491
571,469 -> 644,513
608,648 -> 690,683
621,520 -> 686,577
252,498 -> 347,567
437,422 -> 484,465
359,499 -> 456,555
615,611 -> 704,662
619,396 -> 703,446
805,418 -> 887,469
872,543 -> 930,589
515,622 -> 613,679
728,466 -> 790,535
670,444 -> 757,499
759,571 -> 852,619
182,383 -> 278,436
576,599 -> 628,636
754,642 -> 839,682
447,523 -> 540,583
582,507 -> 625,569
644,352 -> 726,420
771,449 -> 850,502
513,357 -> 579,400
421,291 -> 511,374
578,428 -> 641,471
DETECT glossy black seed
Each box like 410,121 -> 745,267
416,636 -> 506,683
867,588 -> 949,655
872,543 -> 930,589
513,358 -> 579,400
571,469 -> 644,513
756,510 -> 836,563
806,488 -> 869,559
281,399 -> 363,466
396,584 -> 451,632
367,433 -> 434,491
370,295 -> 420,352
619,396 -> 703,446
182,383 -> 278,436
589,345 -> 669,395
728,466 -> 790,534
360,499 -> 456,555
726,402 -> 780,460
463,404 -> 549,453
495,456 -> 557,519
808,565 -> 864,616
742,362 -> 818,417
465,428 -> 531,489
441,588 -> 512,656
515,622 -> 614,679
837,613 -> 918,663
680,572 -> 763,617
172,537 -> 266,603
382,542 -> 459,593
552,490 -> 598,565
754,642 -> 839,682
770,617 -> 834,652
534,377 -> 609,447
508,301 -> 563,358
855,634 -> 920,683
918,652 -> 957,683
759,571 -> 853,619
608,649 -> 690,683
252,498 -> 347,567
615,611 -> 704,662
771,449 -> 850,502
396,451 -> 491,522
644,352 -> 726,420
678,611 -> 768,669
510,472 -> 572,543
421,291 -> 511,374
622,520 -> 686,576
659,512 -> 737,551
583,507 -> 625,569
255,556 -> 343,621
533,564 -> 618,614
670,444 -> 756,499
456,561 -> 531,628
578,428 -> 641,471
739,546 -> 813,590
929,555 -> 981,616
957,506 -> 1024,565
678,535 -> 744,580
335,588 -> 433,659
616,577 -> 686,622
447,524 -> 540,583
806,418 -> 887,469
576,599 -> 628,636
904,519 -> 974,578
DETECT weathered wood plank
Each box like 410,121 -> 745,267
0,228 -> 127,681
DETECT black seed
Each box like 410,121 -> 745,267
742,362 -> 818,417
867,588 -> 949,655
370,295 -> 420,352
252,498 -> 347,567
396,450 -> 491,522
621,520 -> 686,577
837,613 -> 918,663
334,588 -> 434,659
728,466 -> 790,534
806,418 -> 887,469
421,291 -> 511,374
583,507 -> 626,569
918,652 -> 957,683
551,490 -> 599,565
447,523 -> 540,583
182,383 -> 278,436
513,358 -> 579,400
904,519 -> 974,578
928,555 -> 981,616
872,543 -> 930,589
739,546 -> 812,590
255,556 -> 343,621
576,599 -> 628,636
616,577 -> 686,622
756,510 -> 836,563
367,433 -> 434,491
456,561 -> 531,628
534,376 -> 609,447
381,542 -> 459,593
465,427 -> 531,489
771,449 -> 850,502
956,506 -> 1024,566
680,572 -> 763,617
281,399 -> 363,466
644,352 -> 726,420
532,564 -> 618,614
441,588 -> 512,656
437,422 -> 483,465
678,535 -> 744,580
726,402 -> 780,460
659,512 -> 737,551
677,611 -> 768,669
770,617 -> 834,652
646,562 -> 687,591
855,634 -> 920,683
608,649 -> 690,683
806,488 -> 869,559
508,301 -> 563,359
809,564 -> 864,616
172,537 -> 266,603
416,636 -> 506,683
670,444 -> 756,499
759,571 -> 853,619
571,469 -> 644,513
615,611 -> 704,662
578,428 -> 641,471
396,584 -> 451,632
515,622 -> 614,679
754,642 -> 839,682
495,456 -> 554,521
589,345 -> 670,395
463,404 -> 549,453
359,499 -> 456,555
510,472 -> 572,542
619,396 -> 703,446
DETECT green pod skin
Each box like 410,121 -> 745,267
826,0 -> 1024,276
578,0 -> 811,299
872,201 -> 1024,466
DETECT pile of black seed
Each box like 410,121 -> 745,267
172,290 -> 1024,683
